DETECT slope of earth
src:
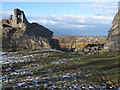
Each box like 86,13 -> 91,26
1,49 -> 119,89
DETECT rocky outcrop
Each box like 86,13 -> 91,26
1,8 -> 60,50
104,9 -> 120,54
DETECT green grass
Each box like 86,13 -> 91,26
2,50 -> 120,87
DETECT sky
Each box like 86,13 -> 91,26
1,2 -> 119,36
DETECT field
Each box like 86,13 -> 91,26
54,35 -> 107,49
1,49 -> 120,89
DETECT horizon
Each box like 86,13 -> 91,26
1,2 -> 119,36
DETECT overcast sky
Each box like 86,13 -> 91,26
1,2 -> 119,36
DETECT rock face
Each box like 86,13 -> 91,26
104,9 -> 120,54
1,8 -> 60,50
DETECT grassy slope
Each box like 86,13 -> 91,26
2,50 -> 120,87
46,52 -> 120,85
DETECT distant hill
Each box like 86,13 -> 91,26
54,35 -> 107,49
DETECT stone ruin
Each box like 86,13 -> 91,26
2,8 -> 28,29
1,7 -> 120,53
1,8 -> 60,51
104,8 -> 120,54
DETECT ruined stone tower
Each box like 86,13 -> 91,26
13,8 -> 29,27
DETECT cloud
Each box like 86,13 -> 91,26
0,11 -> 13,19
28,15 -> 113,25
1,0 -> 119,2
28,15 -> 113,36
32,15 -> 113,24
1,10 -> 114,36
68,24 -> 95,28
78,2 -> 118,16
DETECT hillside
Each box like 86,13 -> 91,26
1,4 -> 120,90
1,49 -> 120,89
54,35 -> 107,49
